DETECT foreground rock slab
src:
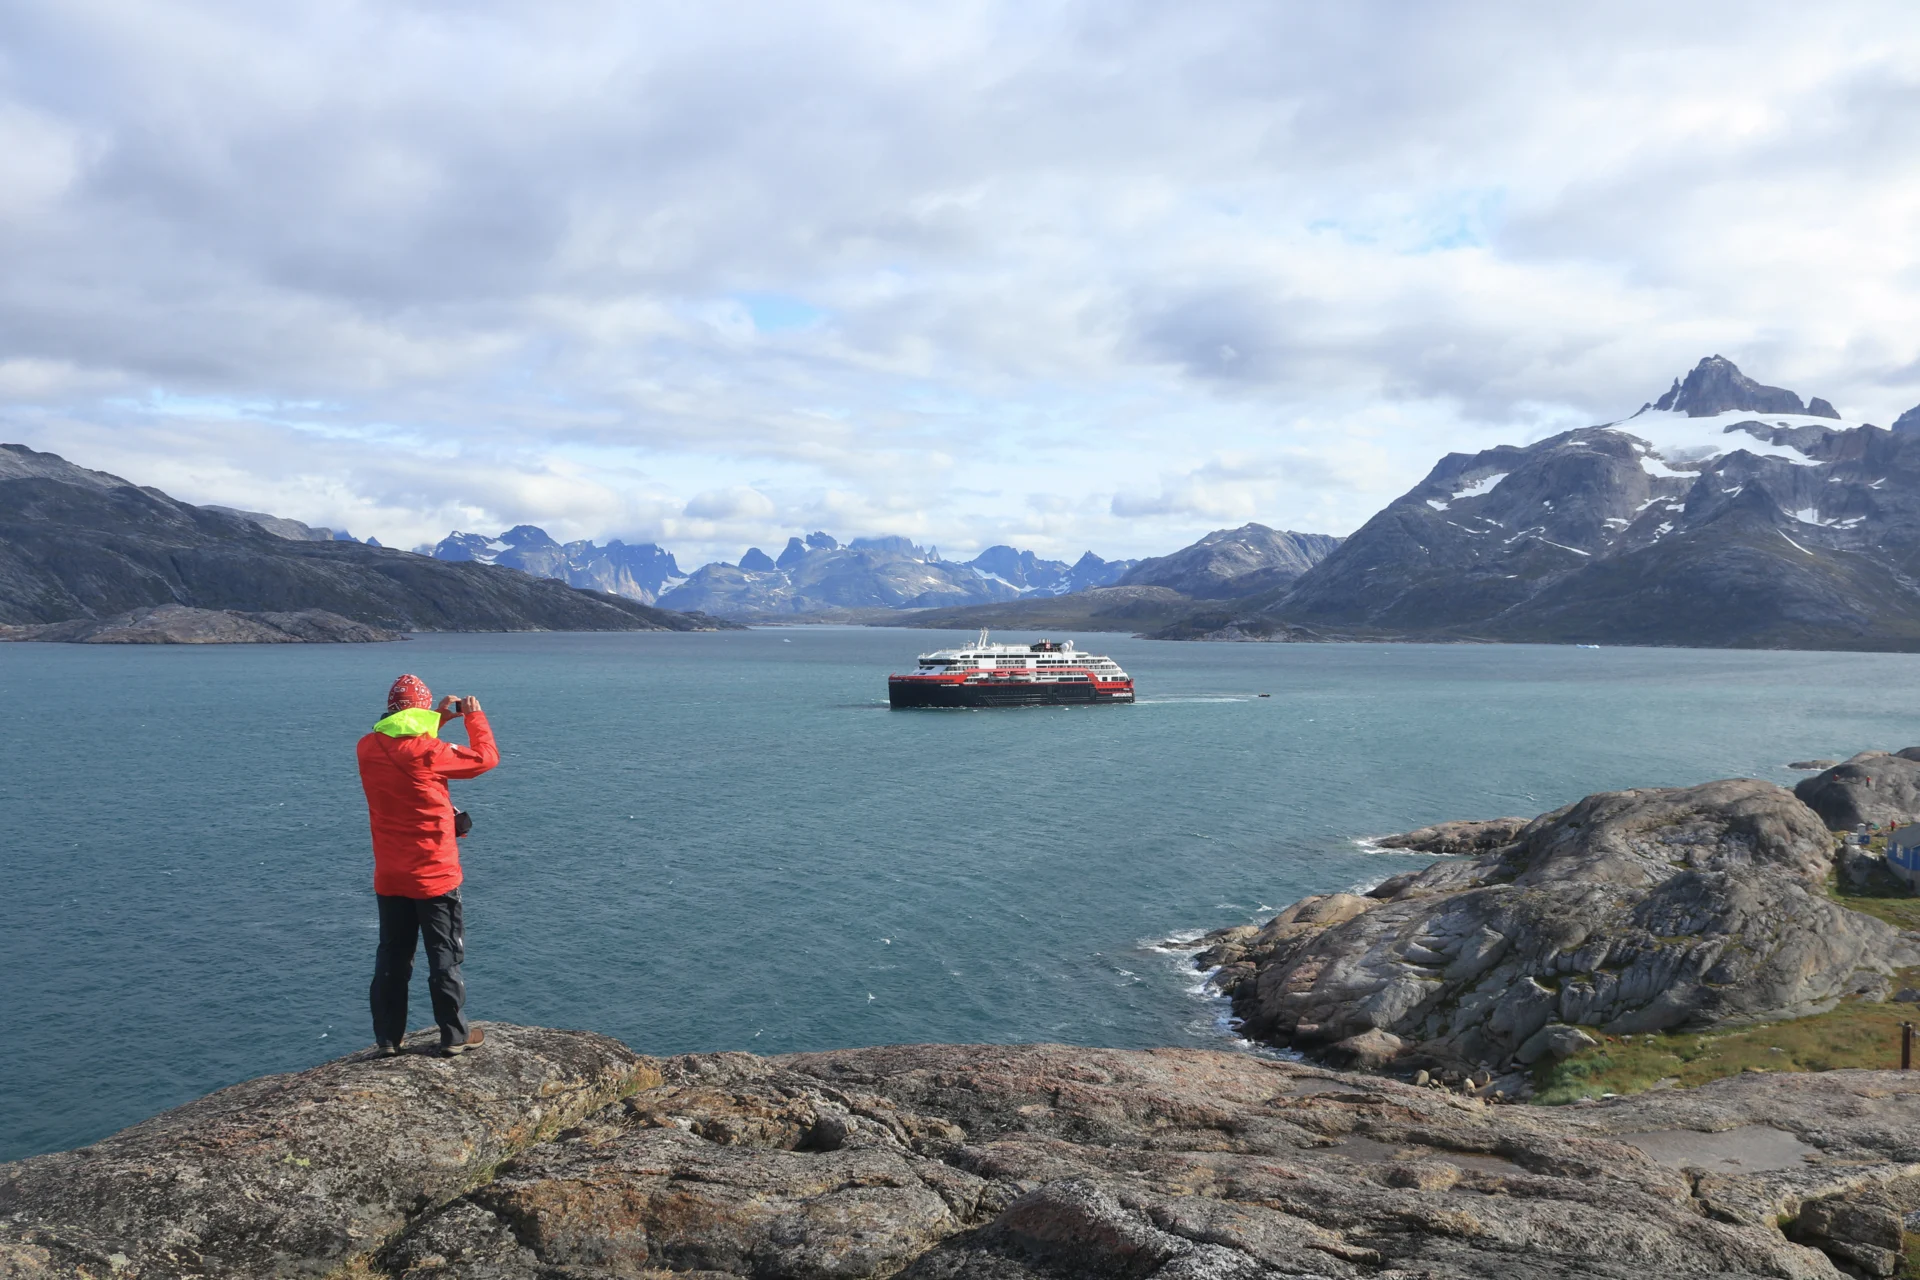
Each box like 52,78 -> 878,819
0,1025 -> 649,1278
1199,779 -> 1919,1086
7,1033 -> 1920,1278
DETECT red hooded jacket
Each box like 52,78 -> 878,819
357,708 -> 499,898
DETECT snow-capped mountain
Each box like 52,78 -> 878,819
966,546 -> 1134,596
430,526 -> 685,604
656,535 -> 1133,616
422,522 -> 1142,617
1245,356 -> 1920,649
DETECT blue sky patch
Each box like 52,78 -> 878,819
737,293 -> 828,332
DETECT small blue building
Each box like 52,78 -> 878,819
1887,827 -> 1920,887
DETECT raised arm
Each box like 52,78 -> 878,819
428,702 -> 499,780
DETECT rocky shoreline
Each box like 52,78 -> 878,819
1190,765 -> 1920,1105
5,1025 -> 1920,1279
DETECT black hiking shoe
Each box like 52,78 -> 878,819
374,1042 -> 402,1058
440,1027 -> 485,1057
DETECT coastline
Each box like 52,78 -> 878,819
7,754 -> 1920,1273
1173,764 -> 1920,1107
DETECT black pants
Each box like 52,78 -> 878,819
370,890 -> 468,1049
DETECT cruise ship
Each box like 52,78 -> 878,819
888,632 -> 1135,708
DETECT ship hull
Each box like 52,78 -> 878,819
888,679 -> 1133,709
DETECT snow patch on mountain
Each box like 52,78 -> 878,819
1609,408 -> 1864,471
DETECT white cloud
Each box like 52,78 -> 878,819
4,0 -> 1920,567
683,487 -> 776,522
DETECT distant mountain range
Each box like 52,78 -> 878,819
33,350 -> 1909,651
656,535 -> 1137,616
1156,356 -> 1920,650
417,520 -> 1345,620
0,445 -> 730,634
421,526 -> 1141,615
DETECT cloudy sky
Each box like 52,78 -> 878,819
5,1 -> 1920,565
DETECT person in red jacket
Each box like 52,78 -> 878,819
357,673 -> 500,1057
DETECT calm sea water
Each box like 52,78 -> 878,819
4,628 -> 1918,1159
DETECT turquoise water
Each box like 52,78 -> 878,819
3,628 -> 1917,1160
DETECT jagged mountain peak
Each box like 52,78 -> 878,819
498,524 -> 561,547
430,526 -> 683,601
1650,355 -> 1838,420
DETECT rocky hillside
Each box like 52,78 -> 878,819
0,445 -> 732,633
6,1025 -> 1919,1279
1174,356 -> 1920,649
0,604 -> 405,643
1197,774 -> 1920,1103
202,506 -> 361,543
1120,523 -> 1341,597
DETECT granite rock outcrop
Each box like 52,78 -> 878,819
0,1025 -> 648,1279
7,1030 -> 1920,1278
1196,779 -> 1919,1086
1794,749 -> 1920,830
1372,817 -> 1529,856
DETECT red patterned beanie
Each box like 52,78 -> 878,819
387,673 -> 432,713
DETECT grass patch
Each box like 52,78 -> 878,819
1830,871 -> 1920,932
1535,973 -> 1920,1105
